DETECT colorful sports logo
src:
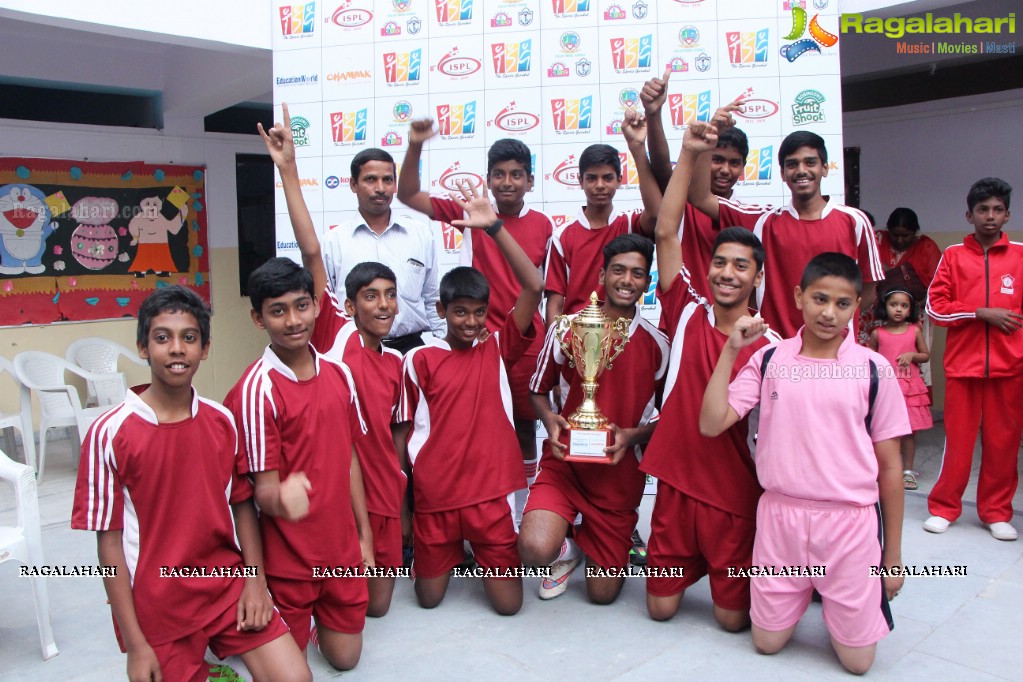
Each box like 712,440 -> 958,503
492,102 -> 540,132
668,91 -> 711,127
492,39 -> 532,74
383,49 -> 422,82
547,62 -> 570,77
380,21 -> 401,36
619,88 -> 640,109
792,89 -> 826,125
331,3 -> 372,27
667,57 -> 689,73
441,223 -> 464,251
741,146 -> 773,181
733,87 -> 779,120
437,162 -> 485,191
491,12 -> 512,27
552,0 -> 590,15
393,100 -> 413,121
549,155 -> 580,186
551,97 -> 592,131
279,3 -> 316,35
604,4 -> 626,20
610,35 -> 652,70
381,131 -> 403,146
393,0 -> 412,9
434,0 -> 473,23
560,31 -> 581,53
726,29 -> 769,64
617,151 -> 640,186
435,48 -> 482,77
780,7 -> 838,62
643,269 -> 659,305
330,110 -> 368,143
291,116 -> 312,147
436,102 -> 477,135
679,25 -> 699,47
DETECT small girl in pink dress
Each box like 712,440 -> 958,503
868,289 -> 933,490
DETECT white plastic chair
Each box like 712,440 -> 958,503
65,337 -> 145,407
0,357 -> 37,469
0,447 -> 59,659
13,351 -> 112,481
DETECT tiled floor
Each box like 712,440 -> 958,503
1,422 -> 1021,681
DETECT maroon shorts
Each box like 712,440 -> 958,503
646,481 -> 756,611
413,495 -> 520,579
369,511 -> 403,570
266,574 -> 368,650
509,352 -> 540,421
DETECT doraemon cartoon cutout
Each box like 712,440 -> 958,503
0,184 -> 57,274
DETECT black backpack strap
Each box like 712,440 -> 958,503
865,359 -> 879,431
759,346 -> 777,378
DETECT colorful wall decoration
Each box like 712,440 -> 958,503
0,158 -> 210,327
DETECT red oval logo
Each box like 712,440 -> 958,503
554,165 -> 580,186
439,57 -> 482,76
496,111 -> 540,132
736,99 -> 779,120
439,171 -> 485,192
331,8 -> 372,27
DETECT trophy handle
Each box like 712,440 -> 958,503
604,317 -> 631,369
553,315 -> 575,367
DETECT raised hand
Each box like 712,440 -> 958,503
682,120 -> 719,154
727,315 -> 770,351
640,67 -> 671,115
448,180 -> 499,229
622,107 -> 648,146
257,101 -> 296,168
409,118 -> 438,146
711,98 -> 745,134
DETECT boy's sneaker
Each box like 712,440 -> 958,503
539,539 -> 581,600
923,515 -> 951,533
988,522 -> 1018,541
629,529 -> 648,567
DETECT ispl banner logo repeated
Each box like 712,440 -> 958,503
436,102 -> 477,136
492,40 -> 532,75
726,28 -> 769,65
280,3 -> 316,35
610,35 -> 653,70
741,146 -> 773,183
668,91 -> 711,128
383,49 -> 422,83
551,97 -> 593,132
330,110 -> 368,143
435,0 -> 473,24
491,102 -> 540,132
330,2 -> 372,27
552,0 -> 591,17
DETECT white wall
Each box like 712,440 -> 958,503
843,88 -> 1022,233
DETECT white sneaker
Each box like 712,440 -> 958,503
988,521 -> 1019,541
923,515 -> 951,533
539,539 -> 581,600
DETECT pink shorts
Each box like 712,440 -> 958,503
413,495 -> 521,579
148,598 -> 290,682
646,481 -> 756,611
369,511 -> 403,570
509,352 -> 540,421
750,491 -> 894,648
266,574 -> 368,650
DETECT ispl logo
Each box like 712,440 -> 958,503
604,4 -> 626,20
492,102 -> 540,132
383,49 -> 422,82
435,48 -> 482,77
436,102 -> 477,136
291,116 -> 312,147
549,155 -> 580,187
492,39 -> 531,74
280,3 -> 316,35
437,162 -> 485,191
668,91 -> 711,127
330,110 -> 368,143
792,89 -> 826,125
610,35 -> 652,69
552,0 -> 591,15
726,29 -> 769,64
441,223 -> 464,252
733,87 -> 779,120
741,146 -> 774,181
551,96 -> 592,131
331,2 -> 372,27
435,0 -> 473,23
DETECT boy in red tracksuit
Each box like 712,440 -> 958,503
925,177 -> 1023,541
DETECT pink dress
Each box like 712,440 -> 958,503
876,325 -> 933,431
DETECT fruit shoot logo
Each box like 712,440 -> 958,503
780,7 -> 838,62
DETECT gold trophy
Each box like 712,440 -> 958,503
553,292 -> 630,463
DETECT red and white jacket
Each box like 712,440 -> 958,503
927,233 -> 1023,378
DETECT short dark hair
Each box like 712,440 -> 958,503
717,127 -> 749,163
799,252 -> 862,294
345,261 -> 397,301
579,144 -> 621,178
967,177 -> 1012,211
713,226 -> 765,271
137,285 -> 211,348
351,148 -> 396,182
439,266 -> 489,306
778,130 -> 827,167
874,287 -> 920,324
488,138 -> 532,176
247,257 -> 314,312
602,233 -> 653,272
886,207 -> 920,232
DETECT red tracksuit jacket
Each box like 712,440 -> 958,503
926,232 -> 1023,378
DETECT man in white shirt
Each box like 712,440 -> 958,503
322,148 -> 445,353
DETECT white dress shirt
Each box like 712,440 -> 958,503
322,212 -> 445,339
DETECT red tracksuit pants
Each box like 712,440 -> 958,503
928,376 -> 1023,523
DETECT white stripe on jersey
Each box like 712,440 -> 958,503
401,346 -> 430,467
239,360 -> 275,473
321,354 -> 368,435
925,246 -> 976,324
81,403 -> 134,532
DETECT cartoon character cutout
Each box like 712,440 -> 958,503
0,184 -> 58,275
128,190 -> 187,277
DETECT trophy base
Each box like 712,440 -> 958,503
564,427 -> 612,464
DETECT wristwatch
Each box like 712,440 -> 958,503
484,218 -> 504,237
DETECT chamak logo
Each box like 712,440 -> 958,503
548,155 -> 580,187
330,2 -> 372,27
291,115 -> 312,147
668,91 -> 711,127
435,0 -> 473,24
280,3 -> 316,36
792,89 -> 826,125
780,7 -> 838,62
436,102 -> 477,135
434,48 -> 482,77
727,28 -> 770,64
610,35 -> 653,70
551,96 -> 593,131
491,102 -> 540,132
437,162 -> 484,192
552,0 -> 590,16
492,39 -> 532,74
441,223 -> 464,251
741,146 -> 774,182
383,49 -> 422,82
733,87 -> 779,120
330,110 -> 368,143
